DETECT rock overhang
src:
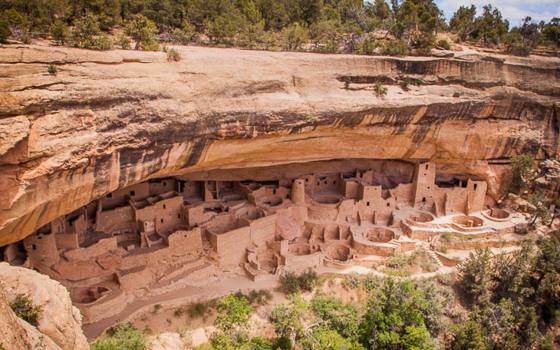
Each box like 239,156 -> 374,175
0,44 -> 559,246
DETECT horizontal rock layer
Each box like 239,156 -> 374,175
0,45 -> 559,246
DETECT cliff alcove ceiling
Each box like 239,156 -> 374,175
0,45 -> 559,246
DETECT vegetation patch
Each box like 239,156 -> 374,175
279,268 -> 318,294
90,323 -> 151,350
9,293 -> 42,326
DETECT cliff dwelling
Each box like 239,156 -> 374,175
0,160 -> 528,325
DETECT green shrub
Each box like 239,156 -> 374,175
373,83 -> 388,96
279,271 -> 301,294
152,304 -> 162,313
82,36 -> 113,50
400,76 -> 425,90
167,48 -> 181,61
343,273 -> 361,290
510,153 -> 536,193
441,232 -> 453,242
174,307 -> 185,317
172,26 -> 195,45
385,252 -> 411,269
279,268 -> 318,294
437,246 -> 449,254
188,301 -> 211,318
140,37 -> 159,51
0,20 -> 12,44
436,273 -> 455,286
10,294 -> 42,326
21,31 -> 31,44
234,289 -> 273,306
90,323 -> 151,350
116,35 -> 131,49
382,39 -> 409,56
299,268 -> 317,291
363,273 -> 381,293
47,62 -> 58,76
50,19 -> 68,45
437,39 -> 451,50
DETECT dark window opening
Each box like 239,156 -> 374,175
286,194 -> 290,199
427,187 -> 430,190
305,178 -> 308,182
273,189 -> 276,195
160,219 -> 164,223
387,203 -> 390,207
163,182 -> 166,186
317,182 -> 320,186
324,181 -> 327,185
130,190 -> 135,196
422,197 -> 426,202
106,193 -> 112,198
425,164 -> 429,170
178,214 -> 181,219
163,204 -> 166,209
367,202 -> 370,206
37,236 -> 42,240
32,244 -> 36,250
333,181 -> 336,185
474,184 -> 478,190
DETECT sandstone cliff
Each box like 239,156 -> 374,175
0,45 -> 559,246
0,262 -> 89,349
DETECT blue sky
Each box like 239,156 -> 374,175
433,0 -> 560,27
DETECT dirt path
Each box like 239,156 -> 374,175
82,274 -> 280,340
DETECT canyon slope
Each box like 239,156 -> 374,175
0,262 -> 88,349
0,44 -> 559,246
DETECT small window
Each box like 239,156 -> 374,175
163,204 -> 166,209
425,164 -> 429,170
178,214 -> 181,219
333,181 -> 336,185
68,221 -> 72,226
324,181 -> 327,185
286,194 -> 290,199
273,189 -> 276,195
32,244 -> 36,250
145,222 -> 148,226
427,187 -> 430,190
163,182 -> 166,186
422,197 -> 426,202
367,202 -> 370,206
317,182 -> 320,186
474,184 -> 478,190
37,236 -> 42,240
161,219 -> 164,223
387,203 -> 390,207
130,190 -> 135,196
106,193 -> 112,198
305,178 -> 308,183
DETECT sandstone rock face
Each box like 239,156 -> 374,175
0,262 -> 89,350
0,45 -> 559,246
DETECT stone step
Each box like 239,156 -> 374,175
425,249 -> 445,267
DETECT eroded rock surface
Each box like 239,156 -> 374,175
0,45 -> 559,246
0,262 -> 89,350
